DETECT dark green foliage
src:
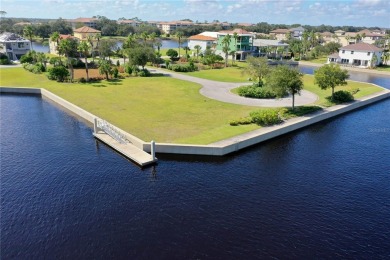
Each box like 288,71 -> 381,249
237,85 -> 277,99
250,109 -> 282,126
72,59 -> 86,68
280,106 -> 322,119
327,90 -> 354,103
0,53 -> 11,65
166,49 -> 178,61
138,69 -> 151,77
168,63 -> 197,72
112,67 -> 119,78
124,64 -> 133,74
20,52 -> 35,64
49,57 -> 63,66
47,66 -> 69,82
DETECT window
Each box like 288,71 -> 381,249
18,42 -> 24,48
342,50 -> 345,54
367,52 -> 371,56
351,51 -> 354,54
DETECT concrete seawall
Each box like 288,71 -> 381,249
1,86 -> 389,156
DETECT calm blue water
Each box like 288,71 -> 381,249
1,71 -> 390,259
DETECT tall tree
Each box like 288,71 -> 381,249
78,41 -> 91,81
314,63 -> 349,99
176,31 -> 184,57
222,33 -> 232,67
23,25 -> 34,50
267,65 -> 303,110
50,31 -> 60,53
58,38 -> 79,81
127,46 -> 155,69
242,56 -> 270,87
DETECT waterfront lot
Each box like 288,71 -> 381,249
0,67 -> 384,144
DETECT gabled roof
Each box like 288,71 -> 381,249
74,26 -> 101,33
341,43 -> 383,52
60,34 -> 75,40
328,52 -> 340,58
70,17 -> 98,23
320,31 -> 333,37
188,34 -> 216,41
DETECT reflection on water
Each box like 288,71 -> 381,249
1,70 -> 390,258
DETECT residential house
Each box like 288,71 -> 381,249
73,26 -> 101,41
0,32 -> 31,60
187,34 -> 216,53
270,27 -> 305,41
215,29 -> 254,61
269,29 -> 290,41
327,43 -> 383,68
67,17 -> 99,29
357,29 -> 387,45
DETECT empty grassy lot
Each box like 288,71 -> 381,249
0,67 -> 259,144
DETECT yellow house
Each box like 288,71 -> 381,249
73,26 -> 101,41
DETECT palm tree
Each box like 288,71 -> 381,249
98,59 -> 112,80
183,46 -> 190,58
23,25 -> 34,50
50,32 -> 60,54
78,41 -> 91,81
176,31 -> 184,57
222,33 -> 232,67
140,32 -> 149,46
229,50 -> 236,65
194,45 -> 201,61
36,52 -> 47,70
156,39 -> 162,56
58,38 -> 78,81
233,32 -> 238,50
94,34 -> 101,57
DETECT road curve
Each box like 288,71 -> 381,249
148,67 -> 318,107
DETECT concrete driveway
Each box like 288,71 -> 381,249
148,67 -> 318,107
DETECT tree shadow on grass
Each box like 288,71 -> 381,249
107,78 -> 123,85
91,84 -> 107,87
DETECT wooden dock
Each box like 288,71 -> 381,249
93,132 -> 157,167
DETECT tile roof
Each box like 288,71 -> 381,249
188,35 -> 216,41
74,26 -> 101,33
341,43 -> 383,52
270,29 -> 290,34
328,52 -> 340,58
71,17 -> 98,23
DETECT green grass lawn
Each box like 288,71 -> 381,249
185,65 -> 250,83
1,66 -> 384,144
305,56 -> 328,64
375,65 -> 390,72
0,68 -> 260,144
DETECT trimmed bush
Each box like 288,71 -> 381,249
237,85 -> 277,99
47,66 -> 69,82
229,117 -> 253,126
168,64 -> 197,72
330,90 -> 354,103
250,109 -> 282,126
138,68 -> 151,77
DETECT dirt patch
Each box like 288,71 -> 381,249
73,69 -> 104,79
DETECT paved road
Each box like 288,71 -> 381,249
148,67 -> 318,107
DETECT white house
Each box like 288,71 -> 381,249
0,32 -> 31,60
327,43 -> 383,68
187,34 -> 216,52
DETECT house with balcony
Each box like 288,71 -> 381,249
215,29 -> 254,61
0,32 -> 31,60
327,43 -> 383,68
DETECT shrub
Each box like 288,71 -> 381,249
168,64 -> 197,72
113,67 -> 119,78
124,64 -> 133,74
229,117 -> 253,126
237,85 -> 277,99
0,57 -> 11,65
20,53 -> 34,64
47,66 -> 69,82
250,109 -> 282,126
138,68 -> 151,77
23,63 -> 45,73
78,77 -> 87,83
73,59 -> 85,68
329,90 -> 354,103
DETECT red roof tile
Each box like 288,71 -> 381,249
74,26 -> 101,33
341,43 -> 382,52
